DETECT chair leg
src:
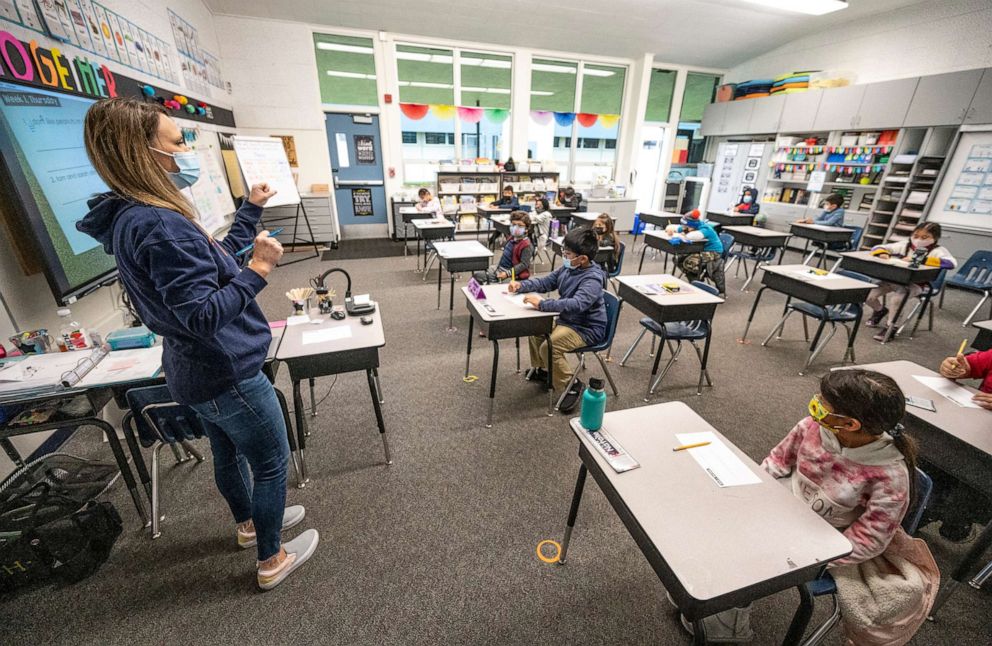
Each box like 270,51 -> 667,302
168,442 -> 186,464
963,292 -> 990,327
649,342 -> 682,394
896,299 -> 924,337
667,339 -> 678,359
649,333 -> 656,357
801,314 -> 810,342
151,443 -> 164,540
593,352 -> 620,397
179,440 -> 204,463
938,288 -> 946,310
801,324 -> 838,376
620,328 -> 648,366
762,309 -> 793,346
690,341 -> 712,394
554,354 -> 584,410
841,324 -> 856,364
800,594 -> 841,646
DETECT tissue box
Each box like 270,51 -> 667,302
107,325 -> 156,350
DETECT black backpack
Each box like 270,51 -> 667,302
0,453 -> 123,594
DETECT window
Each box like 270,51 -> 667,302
675,72 -> 720,167
645,68 -> 676,123
575,63 -> 625,185
459,51 -> 512,160
425,132 -> 455,145
312,33 -> 377,107
401,131 -> 417,144
579,138 -> 600,149
397,45 -> 456,183
528,58 -> 578,184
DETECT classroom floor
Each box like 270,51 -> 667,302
6,236 -> 991,645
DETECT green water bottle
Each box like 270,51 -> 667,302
579,377 -> 607,431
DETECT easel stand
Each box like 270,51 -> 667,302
262,200 -> 321,266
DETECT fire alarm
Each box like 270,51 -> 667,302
384,93 -> 393,104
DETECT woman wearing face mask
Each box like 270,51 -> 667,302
473,210 -> 533,284
731,186 -> 760,218
864,222 -> 957,341
77,97 -> 318,590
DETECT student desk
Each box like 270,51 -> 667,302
789,223 -> 855,267
489,213 -> 511,241
462,284 -> 557,427
616,275 -> 723,400
550,207 -> 575,230
411,218 -> 456,272
851,360 -> 992,616
569,212 -> 609,229
971,319 -> 992,351
549,236 -> 614,271
838,251 -> 942,344
632,210 -> 681,251
557,402 -> 852,645
707,211 -> 754,226
399,206 -> 433,257
476,204 -> 513,238
275,310 -> 391,484
637,230 -> 706,274
432,241 -> 494,330
741,265 -> 875,374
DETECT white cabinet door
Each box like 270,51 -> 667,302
965,68 -> 992,124
746,94 -> 786,134
812,85 -> 865,131
857,78 -> 918,129
779,90 -> 823,133
904,69 -> 983,127
700,102 -> 727,136
722,100 -> 754,135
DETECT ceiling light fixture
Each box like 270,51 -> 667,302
741,0 -> 848,16
326,70 -> 376,80
317,42 -> 374,54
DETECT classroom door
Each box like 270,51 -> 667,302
325,113 -> 388,232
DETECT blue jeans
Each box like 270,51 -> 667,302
189,371 -> 290,561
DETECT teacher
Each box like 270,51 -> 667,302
77,97 -> 318,591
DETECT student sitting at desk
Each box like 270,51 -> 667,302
798,193 -> 846,227
940,346 -> 992,408
864,223 -> 957,341
732,186 -> 760,219
683,370 -> 935,643
557,186 -> 580,210
416,187 -> 447,221
593,213 -> 621,274
508,228 -> 606,413
666,210 -> 726,297
493,185 -> 520,210
78,97 -> 318,591
473,211 -> 533,284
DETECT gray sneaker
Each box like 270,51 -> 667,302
680,606 -> 754,643
257,529 -> 319,591
238,505 -> 307,549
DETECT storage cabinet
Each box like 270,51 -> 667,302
904,69 -> 984,127
722,100 -> 754,135
779,90 -> 823,132
857,78 -> 918,129
965,68 -> 992,125
586,198 -> 637,232
746,94 -> 785,134
812,85 -> 865,131
700,101 -> 727,136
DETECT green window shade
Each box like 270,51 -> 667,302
679,72 -> 720,122
460,51 -> 512,109
580,64 -> 625,115
645,69 -> 676,123
397,44 -> 454,105
530,58 -> 577,112
312,33 -> 377,106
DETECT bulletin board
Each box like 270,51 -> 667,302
929,128 -> 992,233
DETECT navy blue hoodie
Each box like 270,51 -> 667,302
518,263 -> 607,345
77,195 -> 271,405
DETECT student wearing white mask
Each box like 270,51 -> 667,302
473,211 -> 534,284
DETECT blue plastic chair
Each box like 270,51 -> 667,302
727,239 -> 780,291
620,281 -> 718,399
606,241 -> 626,292
123,385 -> 206,539
761,270 -> 871,375
939,250 -> 992,326
801,468 -> 934,646
554,292 -> 623,410
897,269 -> 948,339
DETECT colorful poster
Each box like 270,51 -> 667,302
37,0 -> 76,43
93,3 -> 118,62
0,1 -> 18,22
106,10 -> 130,66
158,38 -> 176,83
123,20 -> 146,72
14,0 -> 45,31
65,0 -> 93,51
76,0 -> 106,57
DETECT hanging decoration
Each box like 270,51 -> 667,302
430,104 -> 457,120
457,106 -> 483,123
554,112 -> 576,127
576,113 -> 599,127
400,103 -> 430,120
598,114 -> 620,128
530,110 -> 553,125
484,108 -> 510,124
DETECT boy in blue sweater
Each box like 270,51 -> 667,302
493,185 -> 520,210
799,193 -> 846,227
667,209 -> 726,296
508,228 -> 607,412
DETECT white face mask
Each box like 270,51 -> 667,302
911,237 -> 932,249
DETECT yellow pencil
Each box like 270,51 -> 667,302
957,339 -> 967,356
673,441 -> 711,452
511,267 -> 515,283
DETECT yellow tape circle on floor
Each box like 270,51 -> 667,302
463,375 -> 478,383
536,539 -> 561,563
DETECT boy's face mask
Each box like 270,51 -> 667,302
510,225 -> 525,237
743,195 -> 753,203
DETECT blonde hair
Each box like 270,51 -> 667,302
84,97 -> 196,221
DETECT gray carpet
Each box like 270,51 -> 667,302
5,236 -> 990,645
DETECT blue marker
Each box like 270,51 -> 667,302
235,228 -> 284,257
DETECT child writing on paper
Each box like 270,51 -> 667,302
666,210 -> 726,297
680,370 -> 935,643
864,222 -> 957,341
473,211 -> 533,284
416,187 -> 447,222
507,228 -> 606,414
939,346 -> 992,408
593,213 -> 621,274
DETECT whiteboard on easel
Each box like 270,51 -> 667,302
231,136 -> 301,208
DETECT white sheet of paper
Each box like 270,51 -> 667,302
791,270 -> 844,281
302,326 -> 353,345
675,431 -> 762,487
502,292 -> 534,309
77,346 -> 164,387
353,294 -> 370,306
286,315 -> 310,326
912,375 -> 981,408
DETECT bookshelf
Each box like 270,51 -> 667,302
436,169 -> 559,233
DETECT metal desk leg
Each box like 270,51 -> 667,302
558,463 -> 587,565
782,583 -> 815,646
697,327 -> 714,394
930,519 -> 992,618
366,369 -> 392,465
487,339 -> 500,428
274,388 -> 304,488
437,263 -> 443,309
638,245 -> 647,274
448,272 -> 457,331
845,308 -> 864,363
416,238 -> 422,272
740,286 -> 769,342
465,315 -> 474,378
95,419 -> 149,526
515,337 -> 521,373
551,254 -> 557,271
309,378 -> 317,418
404,224 -> 409,257
292,379 -> 309,484
372,367 -> 384,404
546,333 -> 555,417
802,240 -> 815,265
777,245 -> 787,265
644,331 -> 666,402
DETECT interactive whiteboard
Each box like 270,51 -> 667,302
231,135 -> 300,208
